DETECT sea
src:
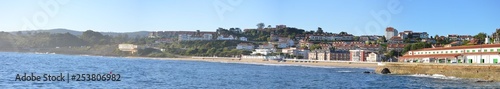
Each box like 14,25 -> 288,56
0,52 -> 499,88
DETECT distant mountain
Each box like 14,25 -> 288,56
10,29 -> 150,38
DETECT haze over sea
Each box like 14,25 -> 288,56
0,52 -> 499,88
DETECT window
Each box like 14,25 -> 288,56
484,49 -> 487,52
472,50 -> 476,52
467,50 -> 470,52
455,51 -> 458,53
498,49 -> 500,52
491,49 -> 494,52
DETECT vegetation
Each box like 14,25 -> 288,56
157,40 -> 252,57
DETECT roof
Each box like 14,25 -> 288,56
400,52 -> 500,59
386,27 -> 395,31
400,54 -> 461,59
390,36 -> 402,40
387,43 -> 406,48
414,44 -> 500,51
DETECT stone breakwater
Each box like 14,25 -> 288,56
376,63 -> 500,81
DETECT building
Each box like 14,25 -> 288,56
178,32 -> 215,41
308,50 -> 348,61
359,44 -> 381,51
398,30 -> 429,39
387,43 -> 406,52
349,49 -> 366,62
259,43 -> 275,49
251,48 -> 276,55
239,37 -> 248,41
309,50 -> 333,61
385,27 -> 398,40
448,35 -> 474,41
216,35 -> 236,40
388,36 -> 404,43
118,44 -> 138,53
277,37 -> 295,48
236,43 -> 254,51
399,44 -> 500,64
366,52 -> 381,62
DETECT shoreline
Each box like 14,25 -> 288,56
1,51 -> 379,69
126,56 -> 380,69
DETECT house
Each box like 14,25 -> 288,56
366,52 -> 381,62
388,36 -> 404,43
359,44 -> 381,51
400,44 -> 500,64
299,39 -> 313,48
308,34 -> 334,41
236,43 -> 254,51
217,35 -> 236,40
421,38 -> 436,44
387,43 -> 406,52
397,30 -> 429,39
251,48 -> 276,55
118,44 -> 138,53
278,37 -> 295,48
259,43 -> 275,49
239,37 -> 248,41
178,32 -> 215,41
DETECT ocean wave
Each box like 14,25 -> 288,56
407,74 -> 461,80
337,70 -> 353,73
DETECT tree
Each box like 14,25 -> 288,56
474,32 -> 487,44
379,36 -> 386,43
316,27 -> 324,34
257,23 -> 265,29
309,44 -> 321,50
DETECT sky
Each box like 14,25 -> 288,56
0,0 -> 499,36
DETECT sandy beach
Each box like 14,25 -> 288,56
127,57 -> 380,69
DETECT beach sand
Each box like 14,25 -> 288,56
127,57 -> 380,69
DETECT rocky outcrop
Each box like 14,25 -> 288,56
376,63 -> 500,81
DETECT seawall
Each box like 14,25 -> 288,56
376,63 -> 500,81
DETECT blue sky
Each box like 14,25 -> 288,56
0,0 -> 498,36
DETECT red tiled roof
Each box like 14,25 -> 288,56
415,44 -> 500,51
386,27 -> 395,31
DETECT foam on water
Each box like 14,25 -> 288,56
337,70 -> 353,73
407,74 -> 461,80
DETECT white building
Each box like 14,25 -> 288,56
385,27 -> 398,40
178,33 -> 213,41
366,52 -> 381,62
239,37 -> 248,41
277,38 -> 295,48
400,44 -> 500,64
251,48 -> 276,55
217,35 -> 236,40
236,43 -> 254,51
118,44 -> 138,53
